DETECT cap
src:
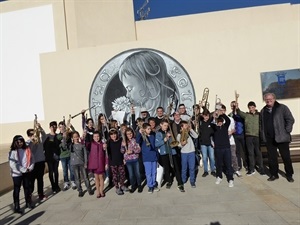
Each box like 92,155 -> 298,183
140,107 -> 148,113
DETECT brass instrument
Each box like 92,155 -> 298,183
165,100 -> 179,148
63,115 -> 72,136
180,128 -> 190,143
32,114 -> 41,144
137,121 -> 150,146
71,105 -> 97,119
215,95 -> 222,118
201,87 -> 210,110
232,90 -> 239,112
193,104 -> 200,134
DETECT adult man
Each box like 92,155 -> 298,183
178,104 -> 191,121
154,106 -> 165,127
260,93 -> 295,182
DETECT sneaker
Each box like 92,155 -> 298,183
215,177 -> 222,185
286,176 -> 294,183
148,187 -> 153,193
88,189 -> 94,195
202,172 -> 209,177
259,171 -> 267,176
63,182 -> 69,191
116,188 -> 124,195
166,182 -> 172,189
121,186 -> 129,192
38,194 -> 47,201
211,171 -> 216,177
104,177 -> 109,185
137,186 -> 143,193
228,180 -> 234,188
246,170 -> 255,176
191,183 -> 196,188
153,187 -> 160,192
177,185 -> 185,192
234,171 -> 242,177
71,181 -> 77,190
78,191 -> 84,197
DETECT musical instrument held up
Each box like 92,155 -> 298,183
233,90 -> 239,112
71,105 -> 97,119
215,95 -> 222,118
201,87 -> 210,110
32,114 -> 41,144
137,121 -> 151,146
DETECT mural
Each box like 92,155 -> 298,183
89,48 -> 195,124
260,68 -> 300,100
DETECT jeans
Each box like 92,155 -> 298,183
126,160 -> 141,188
13,173 -> 31,204
30,161 -> 45,195
60,157 -> 75,183
181,152 -> 196,184
143,161 -> 157,188
72,164 -> 91,192
201,145 -> 215,172
47,160 -> 59,191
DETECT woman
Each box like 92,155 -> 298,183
9,135 -> 35,213
119,50 -> 176,116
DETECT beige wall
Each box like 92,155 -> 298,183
0,2 -> 299,146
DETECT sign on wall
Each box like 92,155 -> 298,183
89,48 -> 196,124
260,68 -> 300,100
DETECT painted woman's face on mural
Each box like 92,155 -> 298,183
122,73 -> 145,106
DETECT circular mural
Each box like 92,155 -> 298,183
89,48 -> 196,124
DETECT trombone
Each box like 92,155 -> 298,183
201,87 -> 210,110
215,95 -> 222,118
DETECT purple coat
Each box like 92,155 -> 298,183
87,141 -> 107,173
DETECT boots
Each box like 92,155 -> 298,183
14,202 -> 22,214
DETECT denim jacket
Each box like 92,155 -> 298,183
155,131 -> 177,156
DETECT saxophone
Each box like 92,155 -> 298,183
180,127 -> 190,143
32,114 -> 41,144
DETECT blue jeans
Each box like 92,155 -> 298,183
201,145 -> 215,172
181,152 -> 196,184
126,160 -> 141,188
60,157 -> 75,182
143,161 -> 157,188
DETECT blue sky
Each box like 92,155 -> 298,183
133,0 -> 299,20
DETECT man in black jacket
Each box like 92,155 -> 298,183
260,93 -> 295,182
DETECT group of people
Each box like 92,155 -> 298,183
8,92 -> 295,214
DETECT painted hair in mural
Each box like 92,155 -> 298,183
89,48 -> 195,124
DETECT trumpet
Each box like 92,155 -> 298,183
32,114 -> 41,144
137,121 -> 150,146
201,87 -> 210,110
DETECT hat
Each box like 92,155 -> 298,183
140,107 -> 148,113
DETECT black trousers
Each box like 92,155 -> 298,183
246,136 -> 264,172
265,138 -> 294,177
30,161 -> 45,196
12,173 -> 31,204
47,160 -> 59,190
160,154 -> 183,186
234,134 -> 248,169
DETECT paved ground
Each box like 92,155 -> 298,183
0,163 -> 299,225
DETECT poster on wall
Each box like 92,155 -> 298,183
260,68 -> 300,100
89,48 -> 196,125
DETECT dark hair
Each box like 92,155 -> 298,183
179,120 -> 188,127
148,117 -> 156,123
142,123 -> 150,129
49,121 -> 57,127
109,128 -> 118,136
156,106 -> 164,111
202,109 -> 210,116
136,117 -> 143,123
10,135 -> 26,150
178,103 -> 185,108
193,104 -> 200,109
124,127 -> 135,143
217,117 -> 224,123
72,131 -> 80,138
26,129 -> 34,136
86,118 -> 94,124
221,104 -> 226,110
58,121 -> 64,126
247,101 -> 256,107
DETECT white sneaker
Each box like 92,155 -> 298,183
199,159 -> 203,168
234,171 -> 242,177
63,182 -> 69,191
228,180 -> 234,188
71,181 -> 77,190
104,177 -> 109,185
215,177 -> 222,185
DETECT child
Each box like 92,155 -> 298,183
177,120 -> 198,188
65,131 -> 94,197
87,131 -> 108,198
211,108 -> 234,188
107,128 -> 128,195
9,135 -> 35,213
136,123 -> 159,193
155,120 -> 185,192
121,127 -> 142,193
